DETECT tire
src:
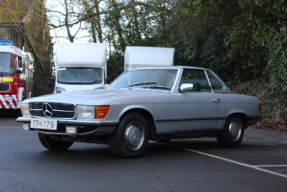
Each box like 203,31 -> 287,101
216,115 -> 244,148
108,113 -> 149,158
38,133 -> 73,151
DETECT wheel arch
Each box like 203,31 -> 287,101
226,113 -> 248,129
119,107 -> 158,140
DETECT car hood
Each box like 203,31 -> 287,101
23,89 -> 170,105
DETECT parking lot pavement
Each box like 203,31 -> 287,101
1,117 -> 287,191
168,128 -> 287,178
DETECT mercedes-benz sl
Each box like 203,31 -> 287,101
17,66 -> 262,158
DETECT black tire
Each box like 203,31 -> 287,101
216,115 -> 244,148
108,113 -> 149,158
38,133 -> 73,151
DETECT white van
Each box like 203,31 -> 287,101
50,43 -> 108,93
124,46 -> 175,70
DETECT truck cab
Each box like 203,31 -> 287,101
52,43 -> 108,93
0,40 -> 33,111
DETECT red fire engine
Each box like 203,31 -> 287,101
0,40 -> 33,113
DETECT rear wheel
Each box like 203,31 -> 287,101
38,133 -> 73,150
216,115 -> 244,148
108,113 -> 149,158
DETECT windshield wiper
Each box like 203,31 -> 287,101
117,81 -> 157,89
86,80 -> 102,84
142,85 -> 171,90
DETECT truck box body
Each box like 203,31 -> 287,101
54,43 -> 107,93
124,46 -> 175,71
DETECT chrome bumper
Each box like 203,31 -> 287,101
16,117 -> 118,136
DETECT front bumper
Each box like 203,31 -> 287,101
16,116 -> 118,136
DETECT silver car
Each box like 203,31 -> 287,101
17,66 -> 262,158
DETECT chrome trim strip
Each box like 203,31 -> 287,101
157,128 -> 221,135
29,109 -> 74,112
156,117 -> 226,122
16,116 -> 118,126
30,115 -> 75,120
36,129 -> 97,136
59,120 -> 118,126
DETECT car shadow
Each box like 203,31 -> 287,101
0,111 -> 20,119
30,139 -> 221,163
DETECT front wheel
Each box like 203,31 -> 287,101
108,113 -> 149,158
38,133 -> 73,151
216,115 -> 244,148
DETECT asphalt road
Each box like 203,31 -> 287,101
1,115 -> 287,192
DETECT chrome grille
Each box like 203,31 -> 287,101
29,102 -> 75,118
0,83 -> 10,92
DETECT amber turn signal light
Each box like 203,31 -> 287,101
95,105 -> 110,119
259,104 -> 262,113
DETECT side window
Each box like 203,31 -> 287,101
206,71 -> 224,90
180,69 -> 211,92
10,54 -> 14,72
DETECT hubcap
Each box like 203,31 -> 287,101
124,121 -> 145,151
228,118 -> 242,141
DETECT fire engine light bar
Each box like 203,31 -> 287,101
0,40 -> 14,45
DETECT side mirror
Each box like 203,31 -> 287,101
17,70 -> 21,76
48,76 -> 55,86
105,77 -> 111,84
17,67 -> 24,76
180,83 -> 194,92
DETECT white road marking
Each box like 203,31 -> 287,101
168,144 -> 287,179
255,165 -> 287,168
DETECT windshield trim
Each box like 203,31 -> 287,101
108,68 -> 179,92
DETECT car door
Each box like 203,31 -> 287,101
172,69 -> 222,131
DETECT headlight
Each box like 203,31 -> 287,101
55,87 -> 66,93
20,103 -> 30,117
76,105 -> 95,119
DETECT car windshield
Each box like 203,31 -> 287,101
0,52 -> 14,75
108,68 -> 178,91
57,67 -> 102,84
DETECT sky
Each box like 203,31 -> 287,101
45,0 -> 91,44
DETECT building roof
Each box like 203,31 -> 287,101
0,0 -> 36,24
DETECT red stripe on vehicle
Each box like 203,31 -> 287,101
0,100 -> 5,109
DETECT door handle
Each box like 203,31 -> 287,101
213,99 -> 221,102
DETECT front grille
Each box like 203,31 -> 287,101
29,102 -> 75,118
0,83 -> 10,91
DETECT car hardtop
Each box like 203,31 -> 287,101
123,66 -> 231,93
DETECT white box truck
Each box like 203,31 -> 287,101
124,46 -> 175,70
50,43 -> 108,93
